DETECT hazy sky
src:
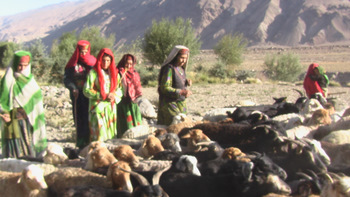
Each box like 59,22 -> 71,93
0,0 -> 80,17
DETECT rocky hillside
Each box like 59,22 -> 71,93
0,0 -> 350,49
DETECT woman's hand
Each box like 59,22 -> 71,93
0,113 -> 11,123
107,92 -> 116,102
179,89 -> 192,98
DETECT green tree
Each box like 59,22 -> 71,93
0,42 -> 20,68
264,53 -> 303,82
78,26 -> 115,57
143,17 -> 201,66
27,39 -> 54,83
213,33 -> 248,67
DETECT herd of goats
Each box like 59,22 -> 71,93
1,94 -> 350,197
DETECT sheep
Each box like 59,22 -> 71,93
107,161 -> 133,192
320,141 -> 350,169
202,107 -> 236,122
272,113 -> 305,130
45,167 -> 111,196
285,109 -> 331,139
136,135 -> 164,159
0,164 -> 48,197
0,158 -> 57,176
113,144 -> 140,168
84,145 -> 117,172
42,143 -> 69,165
321,129 -> 350,144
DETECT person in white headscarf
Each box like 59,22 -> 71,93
157,45 -> 192,126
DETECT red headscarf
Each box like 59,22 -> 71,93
65,40 -> 96,69
117,54 -> 136,78
303,63 -> 324,98
94,48 -> 118,100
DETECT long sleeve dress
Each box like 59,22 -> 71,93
157,64 -> 188,126
83,69 -> 121,142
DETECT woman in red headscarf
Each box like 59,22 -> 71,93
64,40 -> 96,149
157,45 -> 192,126
116,54 -> 143,137
83,48 -> 122,142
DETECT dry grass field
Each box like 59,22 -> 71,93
195,44 -> 350,73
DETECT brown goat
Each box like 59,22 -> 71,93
221,147 -> 251,162
85,146 -> 117,171
107,161 -> 133,192
113,145 -> 140,168
136,135 -> 164,159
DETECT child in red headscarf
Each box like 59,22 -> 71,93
116,54 -> 143,137
64,40 -> 96,149
303,63 -> 329,105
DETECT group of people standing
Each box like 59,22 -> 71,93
0,39 -> 330,159
0,41 -> 192,158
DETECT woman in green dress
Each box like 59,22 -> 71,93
116,54 -> 143,137
0,50 -> 47,158
157,45 -> 192,126
83,48 -> 122,142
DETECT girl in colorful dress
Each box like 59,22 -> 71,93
116,54 -> 143,137
64,40 -> 96,149
0,50 -> 47,158
157,45 -> 192,126
83,48 -> 121,142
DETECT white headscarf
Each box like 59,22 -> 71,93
161,45 -> 190,70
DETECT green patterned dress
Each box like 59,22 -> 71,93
83,69 -> 121,142
157,65 -> 187,126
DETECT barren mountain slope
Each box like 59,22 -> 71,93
1,0 -> 350,48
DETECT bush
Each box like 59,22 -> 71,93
264,53 -> 303,82
213,34 -> 248,67
208,61 -> 232,78
142,17 -> 201,66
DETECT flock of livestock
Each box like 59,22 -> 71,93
1,95 -> 350,197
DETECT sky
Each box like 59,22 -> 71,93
0,0 -> 80,17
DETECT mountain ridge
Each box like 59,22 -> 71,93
0,0 -> 349,49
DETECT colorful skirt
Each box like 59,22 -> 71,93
157,99 -> 187,126
1,109 -> 36,158
117,97 -> 143,138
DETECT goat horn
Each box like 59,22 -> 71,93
293,88 -> 304,97
296,172 -> 313,181
195,141 -> 215,147
117,166 -> 150,186
152,164 -> 171,185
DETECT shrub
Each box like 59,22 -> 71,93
213,34 -> 248,67
264,53 -> 303,82
142,17 -> 201,66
